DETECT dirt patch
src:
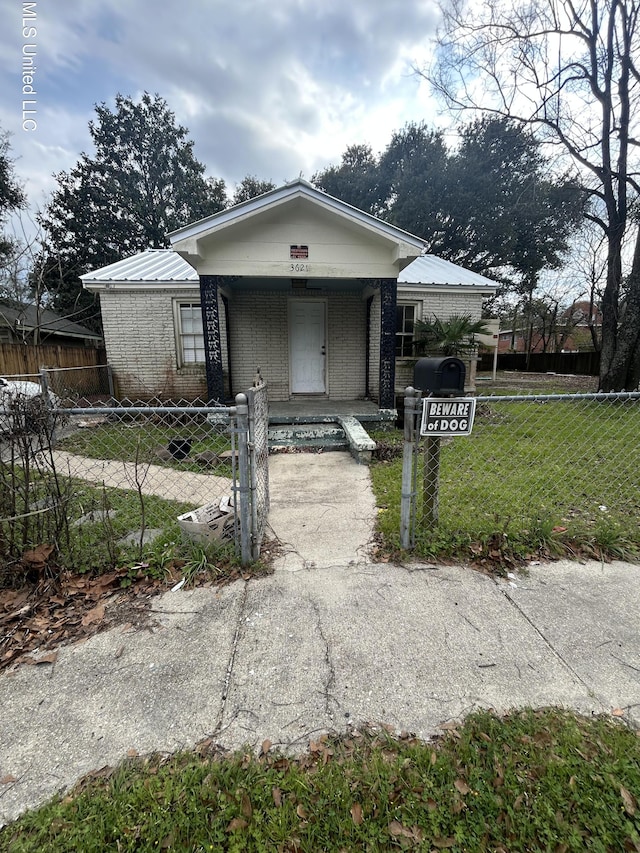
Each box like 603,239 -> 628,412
477,370 -> 599,393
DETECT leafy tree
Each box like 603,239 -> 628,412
413,314 -> 489,357
38,93 -> 227,331
448,118 -> 582,286
314,118 -> 582,293
232,176 -> 276,205
313,144 -> 386,215
424,0 -> 640,390
377,124 -> 452,246
0,130 -> 26,266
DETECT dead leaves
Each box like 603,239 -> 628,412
388,820 -> 425,844
0,566 -> 158,671
81,603 -> 105,627
620,784 -> 637,817
21,543 -> 55,572
226,817 -> 248,833
453,778 -> 471,796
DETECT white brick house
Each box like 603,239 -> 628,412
81,180 -> 497,406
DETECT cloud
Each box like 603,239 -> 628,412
0,0 -> 442,230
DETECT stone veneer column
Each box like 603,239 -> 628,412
199,275 -> 225,403
378,278 -> 397,409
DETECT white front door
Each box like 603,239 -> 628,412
290,300 -> 326,394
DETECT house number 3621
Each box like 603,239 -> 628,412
290,263 -> 310,272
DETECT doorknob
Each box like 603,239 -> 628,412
321,346 -> 326,355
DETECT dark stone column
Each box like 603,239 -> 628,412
199,275 -> 225,403
365,295 -> 373,399
378,278 -> 397,409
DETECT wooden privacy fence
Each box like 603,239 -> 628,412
0,343 -> 106,377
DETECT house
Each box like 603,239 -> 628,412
498,301 -> 602,354
0,299 -> 103,347
81,179 -> 497,408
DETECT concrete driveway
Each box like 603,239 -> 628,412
1,452 -> 638,826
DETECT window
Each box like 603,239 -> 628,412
175,302 -> 205,366
395,304 -> 416,357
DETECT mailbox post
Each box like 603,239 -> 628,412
413,357 -> 468,527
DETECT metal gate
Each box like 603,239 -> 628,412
232,376 -> 270,562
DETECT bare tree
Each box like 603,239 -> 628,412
424,0 -> 640,389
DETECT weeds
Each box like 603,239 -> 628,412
2,708 -> 638,852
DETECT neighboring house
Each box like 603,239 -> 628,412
0,299 -> 103,348
498,301 -> 602,354
82,179 -> 497,407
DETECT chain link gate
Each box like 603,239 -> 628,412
232,376 -> 270,563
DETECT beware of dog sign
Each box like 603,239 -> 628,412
420,397 -> 477,437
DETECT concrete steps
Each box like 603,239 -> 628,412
269,423 -> 349,451
268,417 -> 376,463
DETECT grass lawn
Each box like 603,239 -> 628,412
58,420 -> 233,475
1,709 -> 638,852
371,395 -> 640,564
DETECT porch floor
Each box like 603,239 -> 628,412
268,398 -> 395,425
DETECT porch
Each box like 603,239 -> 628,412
268,398 -> 395,463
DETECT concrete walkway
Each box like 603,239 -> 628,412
49,450 -> 232,505
1,452 -> 639,826
267,452 -> 377,570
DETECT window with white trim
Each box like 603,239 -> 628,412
175,302 -> 205,366
395,303 -> 416,357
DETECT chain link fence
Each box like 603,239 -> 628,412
400,389 -> 640,556
247,376 -> 270,559
0,366 -> 114,403
41,364 -> 114,402
1,383 -> 270,578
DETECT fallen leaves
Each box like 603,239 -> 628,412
81,603 -> 105,627
260,739 -> 272,756
620,784 -> 637,817
0,566 -> 162,672
454,778 -> 471,795
21,543 -> 55,572
388,820 -> 424,843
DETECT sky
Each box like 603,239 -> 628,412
0,0 -> 444,238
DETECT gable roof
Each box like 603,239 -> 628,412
168,178 -> 426,251
0,299 -> 103,340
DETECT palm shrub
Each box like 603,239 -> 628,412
413,313 -> 489,357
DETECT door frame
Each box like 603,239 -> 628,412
288,298 -> 328,396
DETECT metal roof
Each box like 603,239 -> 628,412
80,249 -> 198,283
399,255 -> 498,289
81,249 -> 499,290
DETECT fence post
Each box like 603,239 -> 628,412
234,392 -> 252,565
400,386 -> 419,549
38,367 -> 50,397
106,364 -> 115,399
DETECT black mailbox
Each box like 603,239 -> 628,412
414,357 -> 466,396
